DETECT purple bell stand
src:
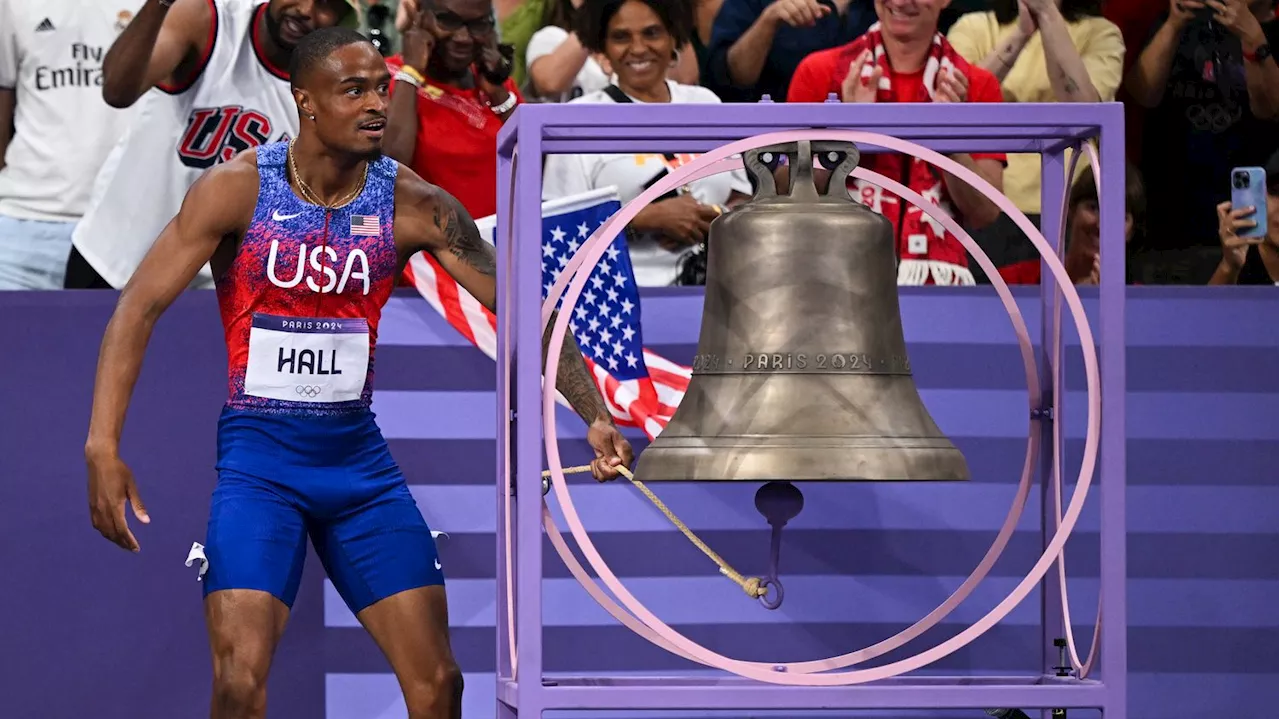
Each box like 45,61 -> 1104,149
493,102 -> 1127,717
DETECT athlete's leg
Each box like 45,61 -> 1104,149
204,590 -> 290,719
313,479 -> 460,718
202,470 -> 310,719
358,586 -> 463,719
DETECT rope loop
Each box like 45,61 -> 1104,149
541,465 -> 769,599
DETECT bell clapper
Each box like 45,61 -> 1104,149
753,481 -> 805,610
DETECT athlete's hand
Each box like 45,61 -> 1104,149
586,418 -> 634,482
87,451 -> 150,552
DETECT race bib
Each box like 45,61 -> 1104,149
244,314 -> 370,403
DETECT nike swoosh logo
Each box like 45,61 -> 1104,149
435,558 -> 442,570
272,210 -> 302,221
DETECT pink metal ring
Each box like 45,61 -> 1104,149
1052,141 -> 1104,679
535,129 -> 1102,685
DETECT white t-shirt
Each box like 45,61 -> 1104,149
0,0 -> 138,221
542,80 -> 752,287
524,25 -> 609,103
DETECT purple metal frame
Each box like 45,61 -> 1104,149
494,102 -> 1127,717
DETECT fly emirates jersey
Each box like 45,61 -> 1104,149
217,142 -> 399,419
72,0 -> 299,289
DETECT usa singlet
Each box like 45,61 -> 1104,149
202,141 -> 445,613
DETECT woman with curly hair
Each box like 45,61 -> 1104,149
542,0 -> 750,286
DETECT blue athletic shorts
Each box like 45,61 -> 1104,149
202,407 -> 444,613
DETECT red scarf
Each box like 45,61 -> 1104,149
836,24 -> 977,286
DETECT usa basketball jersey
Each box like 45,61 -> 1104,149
71,0 -> 299,289
216,141 -> 399,417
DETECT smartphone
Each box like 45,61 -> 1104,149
1231,167 -> 1268,239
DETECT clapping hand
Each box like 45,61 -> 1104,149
935,66 -> 969,103
1016,0 -> 1037,35
1020,0 -> 1062,18
840,50 -> 881,103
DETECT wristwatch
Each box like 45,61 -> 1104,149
1244,42 -> 1273,64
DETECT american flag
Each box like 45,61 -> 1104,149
351,214 -> 380,236
401,188 -> 691,439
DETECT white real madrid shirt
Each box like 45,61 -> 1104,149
0,0 -> 138,221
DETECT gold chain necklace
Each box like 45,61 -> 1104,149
287,140 -> 368,210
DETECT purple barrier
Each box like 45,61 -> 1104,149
2,286 -> 1276,719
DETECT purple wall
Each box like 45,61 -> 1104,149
2,286 -> 1275,719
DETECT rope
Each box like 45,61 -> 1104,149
542,465 -> 768,599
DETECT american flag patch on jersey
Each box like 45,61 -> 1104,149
351,215 -> 380,236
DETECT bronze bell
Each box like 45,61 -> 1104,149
633,140 -> 970,484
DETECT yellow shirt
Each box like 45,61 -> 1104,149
947,12 -> 1125,214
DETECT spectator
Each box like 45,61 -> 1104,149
1102,0 -> 1166,165
997,160 -> 1147,285
690,0 -> 724,79
400,0 -> 545,89
64,0 -> 359,290
526,0 -> 612,101
1124,0 -> 1278,283
385,0 -> 522,220
525,0 -> 697,102
1209,151 -> 1278,284
0,0 -> 135,290
541,0 -> 752,287
705,0 -> 877,102
787,0 -> 1007,285
947,0 -> 1124,275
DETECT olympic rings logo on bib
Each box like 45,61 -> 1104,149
296,385 -> 323,398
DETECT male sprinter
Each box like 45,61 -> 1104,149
84,27 -> 633,719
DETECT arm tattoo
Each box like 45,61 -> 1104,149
424,189 -> 611,426
998,44 -> 1018,68
432,191 -> 497,276
1059,70 -> 1080,96
543,309 -> 612,426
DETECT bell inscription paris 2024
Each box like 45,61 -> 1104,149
631,140 -> 970,607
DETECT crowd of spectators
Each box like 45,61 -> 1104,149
0,0 -> 1276,292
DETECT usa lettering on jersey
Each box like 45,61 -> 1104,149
177,105 -> 289,169
266,239 -> 372,295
